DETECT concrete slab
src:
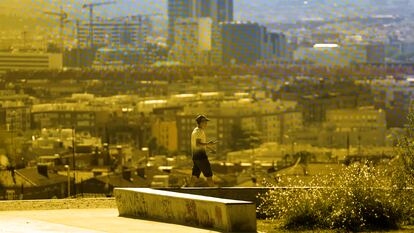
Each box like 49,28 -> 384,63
114,188 -> 257,232
0,209 -> 220,233
0,198 -> 117,211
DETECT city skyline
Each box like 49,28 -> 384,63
0,2 -> 413,233
1,0 -> 411,22
0,0 -> 413,200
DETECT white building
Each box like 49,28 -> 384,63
0,52 -> 62,73
294,44 -> 366,67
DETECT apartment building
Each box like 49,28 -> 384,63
321,107 -> 387,147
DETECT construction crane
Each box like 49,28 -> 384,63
43,6 -> 68,53
82,1 -> 116,48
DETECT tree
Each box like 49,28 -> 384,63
147,137 -> 169,156
396,112 -> 414,185
148,137 -> 157,157
230,124 -> 262,151
230,124 -> 245,150
293,151 -> 313,176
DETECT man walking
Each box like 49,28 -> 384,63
188,115 -> 217,187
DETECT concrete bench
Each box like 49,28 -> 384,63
114,188 -> 256,232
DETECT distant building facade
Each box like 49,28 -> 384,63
175,97 -> 301,154
152,118 -> 178,152
300,90 -> 373,125
170,17 -> 212,65
78,16 -> 151,49
370,77 -> 414,128
220,22 -> 262,65
168,0 -> 233,48
269,32 -> 288,59
0,90 -> 32,132
0,52 -> 62,73
294,44 -> 367,67
320,107 -> 387,148
168,0 -> 193,49
176,110 -> 302,154
168,0 -> 233,64
92,47 -> 145,70
63,47 -> 97,68
219,22 -> 286,65
31,103 -> 97,134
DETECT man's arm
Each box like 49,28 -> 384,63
196,138 -> 217,146
206,145 -> 217,154
206,139 -> 218,149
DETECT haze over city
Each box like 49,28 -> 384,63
0,0 -> 413,232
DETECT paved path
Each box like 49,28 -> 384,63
0,209 -> 220,233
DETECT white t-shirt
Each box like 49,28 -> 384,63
191,127 -> 206,154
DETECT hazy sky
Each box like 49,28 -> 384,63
0,0 -> 398,22
56,0 -> 373,15
6,0 -> 374,14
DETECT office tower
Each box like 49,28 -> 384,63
192,0 -> 233,20
220,22 -> 262,65
216,0 -> 233,22
260,26 -> 269,61
168,0 -> 233,49
171,17 -> 213,65
168,0 -> 193,49
269,32 -> 288,59
210,0 -> 233,65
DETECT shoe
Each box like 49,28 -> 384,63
181,180 -> 193,188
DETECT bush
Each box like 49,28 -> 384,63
396,112 -> 414,184
258,163 -> 411,231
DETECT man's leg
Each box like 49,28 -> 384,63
206,176 -> 215,187
188,160 -> 201,187
188,176 -> 199,187
199,159 -> 215,187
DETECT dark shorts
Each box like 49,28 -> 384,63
192,149 -> 208,160
192,158 -> 213,178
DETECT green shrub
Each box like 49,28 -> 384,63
258,163 -> 411,231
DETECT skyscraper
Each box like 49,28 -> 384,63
171,17 -> 213,65
210,0 -> 233,22
168,0 -> 233,49
220,22 -> 262,65
168,0 -> 193,49
269,32 -> 288,59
